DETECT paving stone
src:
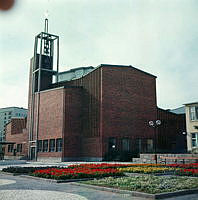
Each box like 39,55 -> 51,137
0,179 -> 16,186
0,190 -> 87,200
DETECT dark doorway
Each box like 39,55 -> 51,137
30,147 -> 36,160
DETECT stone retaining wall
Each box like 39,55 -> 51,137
132,154 -> 198,164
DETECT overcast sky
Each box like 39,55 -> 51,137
0,0 -> 198,110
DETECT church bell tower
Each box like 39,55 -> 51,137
28,18 -> 59,160
33,18 -> 59,91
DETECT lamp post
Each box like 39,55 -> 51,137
148,120 -> 161,164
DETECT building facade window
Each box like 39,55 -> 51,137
135,138 -> 142,153
37,140 -> 42,152
147,139 -> 153,152
49,139 -> 55,152
192,133 -> 198,147
121,138 -> 130,151
8,144 -> 14,152
135,138 -> 153,153
190,106 -> 198,121
43,140 -> 48,152
56,138 -> 62,152
16,144 -> 22,152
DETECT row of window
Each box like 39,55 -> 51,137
4,112 -> 26,116
8,144 -> 22,153
15,113 -> 26,117
4,116 -> 11,120
108,137 -> 154,153
109,138 -> 130,152
37,138 -> 62,152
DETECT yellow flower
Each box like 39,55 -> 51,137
118,167 -> 175,173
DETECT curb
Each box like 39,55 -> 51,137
18,175 -> 95,183
71,182 -> 198,199
1,172 -> 94,183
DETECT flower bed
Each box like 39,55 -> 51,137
81,175 -> 198,194
3,163 -> 198,179
167,163 -> 198,169
32,167 -> 124,180
176,168 -> 198,177
166,163 -> 198,176
68,163 -> 165,169
118,166 -> 176,174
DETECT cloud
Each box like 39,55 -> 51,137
1,0 -> 198,109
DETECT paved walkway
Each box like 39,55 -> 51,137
0,161 -> 198,200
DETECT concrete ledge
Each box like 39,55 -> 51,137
37,157 -> 62,163
0,171 -> 19,176
62,157 -> 103,162
0,160 -> 27,165
71,182 -> 198,199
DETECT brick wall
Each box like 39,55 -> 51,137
63,88 -> 83,159
101,66 -> 157,157
35,87 -> 64,159
66,67 -> 101,138
11,118 -> 27,134
5,118 -> 28,159
157,108 -> 186,153
55,65 -> 157,160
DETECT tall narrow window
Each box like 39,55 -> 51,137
147,139 -> 153,152
56,138 -> 62,152
190,107 -> 196,120
16,144 -> 22,152
49,139 -> 55,152
192,133 -> 198,147
37,140 -> 42,152
190,106 -> 198,121
121,138 -> 130,151
8,144 -> 14,152
43,140 -> 48,152
135,139 -> 142,153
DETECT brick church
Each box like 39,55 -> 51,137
4,20 -> 186,161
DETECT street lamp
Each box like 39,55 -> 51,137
148,120 -> 161,164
